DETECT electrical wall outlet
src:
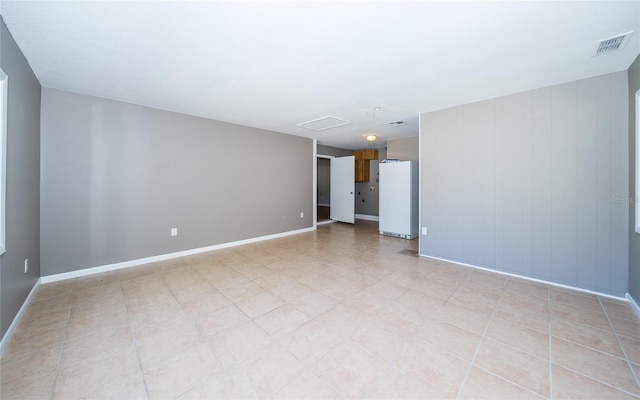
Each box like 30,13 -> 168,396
171,228 -> 178,236
421,227 -> 427,235
24,258 -> 28,274
300,212 -> 304,218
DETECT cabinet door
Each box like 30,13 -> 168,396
361,149 -> 378,160
355,159 -> 370,182
353,151 -> 366,160
352,149 -> 379,160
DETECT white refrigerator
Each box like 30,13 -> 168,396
379,161 -> 418,239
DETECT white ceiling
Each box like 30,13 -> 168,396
1,1 -> 639,150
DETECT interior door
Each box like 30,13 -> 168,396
330,156 -> 355,224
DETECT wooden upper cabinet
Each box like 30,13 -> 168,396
353,149 -> 379,160
355,159 -> 370,182
352,149 -> 378,182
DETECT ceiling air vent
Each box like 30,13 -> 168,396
297,115 -> 352,131
389,121 -> 407,127
594,31 -> 633,56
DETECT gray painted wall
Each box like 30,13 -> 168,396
40,88 -> 313,276
317,144 -> 352,157
355,148 -> 385,217
0,19 -> 41,339
316,144 -> 351,204
387,137 -> 419,161
420,71 -> 629,297
316,145 -> 351,206
629,54 -> 640,300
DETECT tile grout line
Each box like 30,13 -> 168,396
277,259 -> 433,398
296,326 -> 351,400
553,332 -> 634,360
411,312 -> 547,399
166,289 -> 219,399
478,279 -> 551,398
598,296 -> 640,390
120,272 -> 153,400
454,275 -> 506,400
472,365 -> 549,399
358,364 -> 394,399
274,345 -> 335,399
552,364 -> 640,399
219,257 -> 346,394
48,282 -> 76,400
552,310 -> 628,337
337,337 -> 390,399
206,254 -> 345,398
382,295 -> 443,395
452,279 -> 552,399
168,264 -> 252,399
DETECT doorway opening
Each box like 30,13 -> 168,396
317,155 -> 332,225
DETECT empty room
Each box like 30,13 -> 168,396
1,1 -> 639,399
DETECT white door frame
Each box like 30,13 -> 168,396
0,70 -> 7,255
316,153 -> 334,227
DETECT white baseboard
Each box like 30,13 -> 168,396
355,214 -> 379,222
420,253 -> 627,301
317,220 -> 335,226
626,293 -> 640,319
0,278 -> 41,357
41,226 -> 315,284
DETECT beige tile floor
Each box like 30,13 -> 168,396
1,221 -> 640,399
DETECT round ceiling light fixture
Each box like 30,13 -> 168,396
366,134 -> 377,143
